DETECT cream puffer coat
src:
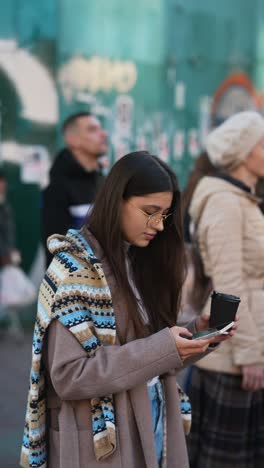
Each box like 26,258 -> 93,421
189,176 -> 264,374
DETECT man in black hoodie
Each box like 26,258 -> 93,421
42,112 -> 108,266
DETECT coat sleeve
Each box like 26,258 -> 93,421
45,319 -> 184,400
200,192 -> 263,367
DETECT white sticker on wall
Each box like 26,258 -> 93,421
188,129 -> 200,158
156,132 -> 170,163
173,130 -> 185,160
174,82 -> 186,110
114,95 -> 134,139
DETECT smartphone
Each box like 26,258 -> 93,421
192,321 -> 234,340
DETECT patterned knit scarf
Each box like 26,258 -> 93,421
20,230 -> 117,467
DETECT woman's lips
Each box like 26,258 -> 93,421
144,233 -> 156,240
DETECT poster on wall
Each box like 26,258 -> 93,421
20,146 -> 51,188
136,133 -> 148,151
114,95 -> 134,139
188,129 -> 200,158
173,130 -> 185,160
199,96 -> 211,147
155,132 -> 170,163
2,142 -> 51,188
211,73 -> 258,126
112,137 -> 130,162
112,95 -> 134,161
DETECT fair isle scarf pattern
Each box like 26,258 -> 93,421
20,230 -> 117,468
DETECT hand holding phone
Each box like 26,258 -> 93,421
170,326 -> 212,361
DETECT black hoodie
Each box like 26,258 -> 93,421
42,148 -> 104,265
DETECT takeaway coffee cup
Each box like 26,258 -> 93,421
209,291 -> 240,329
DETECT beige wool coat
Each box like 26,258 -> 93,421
43,230 -> 209,468
189,176 -> 264,374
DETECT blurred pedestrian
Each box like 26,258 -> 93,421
0,168 -> 20,266
0,168 -> 27,339
186,111 -> 264,468
42,112 -> 108,266
20,151 -> 234,468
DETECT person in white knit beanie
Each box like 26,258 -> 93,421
205,111 -> 264,170
185,111 -> 264,467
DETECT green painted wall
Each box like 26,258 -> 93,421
167,0 -> 260,181
58,0 -> 264,185
1,0 -> 264,270
57,0 -> 169,162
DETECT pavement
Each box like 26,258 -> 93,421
0,329 -> 33,468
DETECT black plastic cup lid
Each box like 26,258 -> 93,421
211,291 -> 240,302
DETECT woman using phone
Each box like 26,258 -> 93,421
21,151 -> 232,468
185,112 -> 264,468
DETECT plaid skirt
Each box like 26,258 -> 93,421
187,367 -> 264,468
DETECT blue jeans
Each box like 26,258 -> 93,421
148,380 -> 164,467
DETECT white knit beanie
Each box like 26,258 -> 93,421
205,111 -> 264,169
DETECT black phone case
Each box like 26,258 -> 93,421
209,291 -> 240,329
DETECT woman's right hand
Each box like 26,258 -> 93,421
169,326 -> 212,362
241,365 -> 264,391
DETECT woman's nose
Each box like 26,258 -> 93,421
155,218 -> 165,232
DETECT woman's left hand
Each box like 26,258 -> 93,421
195,314 -> 211,332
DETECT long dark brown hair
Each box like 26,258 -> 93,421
256,178 -> 264,213
182,151 -> 216,216
182,152 -> 217,311
88,151 -> 186,339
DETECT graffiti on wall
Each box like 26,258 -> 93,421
0,39 -> 58,125
0,39 -> 58,185
58,56 -> 138,101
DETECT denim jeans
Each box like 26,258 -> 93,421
148,379 -> 164,467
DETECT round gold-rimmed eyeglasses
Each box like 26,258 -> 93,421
128,201 -> 172,227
